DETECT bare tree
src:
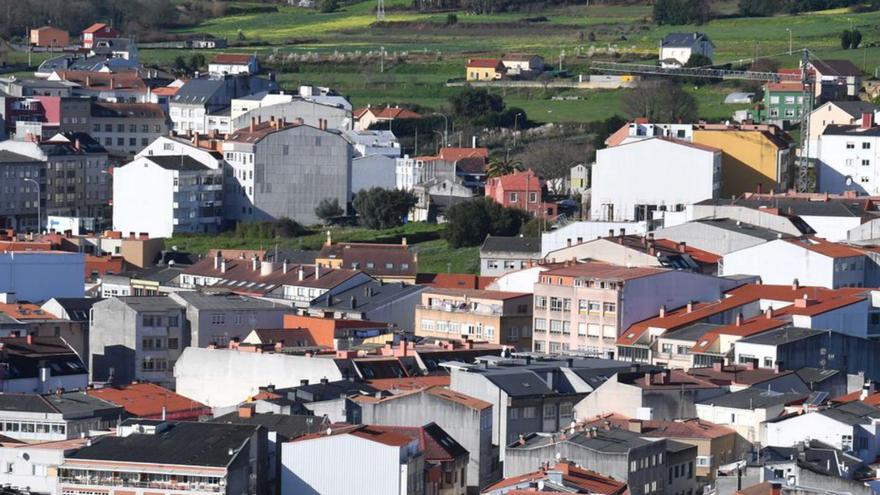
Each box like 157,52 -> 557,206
515,138 -> 592,195
622,79 -> 698,123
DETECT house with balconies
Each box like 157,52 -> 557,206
415,288 -> 533,350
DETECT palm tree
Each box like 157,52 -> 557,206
487,157 -> 524,178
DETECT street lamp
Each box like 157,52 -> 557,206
785,28 -> 792,56
513,112 -> 524,148
432,130 -> 444,153
22,178 -> 40,234
432,113 -> 449,148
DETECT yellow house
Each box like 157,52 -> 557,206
466,58 -> 504,81
692,124 -> 794,197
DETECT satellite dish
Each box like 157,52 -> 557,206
845,176 -> 854,187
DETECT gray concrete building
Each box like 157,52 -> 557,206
308,279 -> 424,332
231,96 -> 351,133
168,291 -> 288,347
479,235 -> 541,277
169,75 -> 278,134
506,427 -> 697,495
222,120 -> 351,225
0,391 -> 123,442
353,386 -> 499,493
89,102 -> 168,157
89,297 -> 188,388
0,150 -> 44,230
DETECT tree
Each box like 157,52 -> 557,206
515,138 -> 592,194
173,56 -> 188,74
852,29 -> 863,49
446,13 -> 458,25
444,198 -> 528,248
841,30 -> 853,49
487,157 -> 523,178
684,53 -> 713,68
319,0 -> 339,13
449,87 -> 505,120
189,53 -> 206,71
520,217 -> 549,237
622,79 -> 698,123
314,198 -> 344,225
352,188 -> 417,230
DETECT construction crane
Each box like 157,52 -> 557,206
592,49 -> 814,192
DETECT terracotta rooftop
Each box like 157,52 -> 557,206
354,106 -> 422,120
830,390 -> 880,407
689,364 -> 793,386
466,58 -> 503,69
582,415 -> 735,440
626,370 -> 719,390
317,242 -> 416,277
487,169 -> 544,191
426,387 -> 492,410
86,383 -> 210,419
485,461 -> 627,495
438,146 -> 489,162
82,23 -> 110,34
366,375 -> 451,391
782,237 -> 864,258
212,53 -> 255,65
415,273 -> 496,290
183,255 -> 362,294
227,120 -> 302,143
0,302 -> 57,321
367,423 -> 467,461
55,71 -> 146,91
294,424 -> 415,447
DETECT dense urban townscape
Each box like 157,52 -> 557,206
7,1 -> 880,494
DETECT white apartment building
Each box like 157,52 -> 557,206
817,117 -> 880,195
590,138 -> 721,222
112,155 -> 223,238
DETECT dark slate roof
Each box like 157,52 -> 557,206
666,439 -> 696,454
795,367 -> 839,385
209,413 -> 328,441
49,298 -> 104,321
40,133 -> 106,155
172,79 -> 225,104
514,428 -> 653,453
0,391 -> 121,417
823,124 -> 880,137
311,280 -> 423,313
485,371 -> 555,397
286,380 -> 378,403
172,292 -> 283,311
663,323 -> 722,342
480,235 -> 541,255
818,400 -> 880,425
273,249 -> 319,265
812,59 -> 861,77
737,327 -> 824,346
145,155 -> 211,171
698,387 -> 806,410
693,218 -> 790,241
0,336 -> 87,379
831,101 -> 878,119
661,32 -> 712,48
67,421 -> 259,467
422,422 -> 469,459
696,197 -> 877,219
0,151 -> 41,164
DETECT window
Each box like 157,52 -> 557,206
167,338 -> 179,349
578,323 -> 586,336
534,318 -> 546,331
522,406 -> 537,418
662,343 -> 673,353
529,192 -> 537,203
847,142 -> 855,149
168,316 -> 179,327
676,345 -> 690,355
509,192 -> 518,203
842,434 -> 853,450
550,320 -> 563,333
550,297 -> 563,311
543,404 -> 556,419
509,407 -> 519,420
603,302 -> 617,313
211,313 -> 225,325
763,357 -> 773,368
535,296 -> 547,308
588,301 -> 601,312
863,159 -> 871,166
864,142 -> 872,149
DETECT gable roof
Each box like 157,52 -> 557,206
698,387 -> 806,410
466,58 -> 503,69
86,383 -> 210,419
369,423 -> 468,461
827,100 -> 878,119
317,242 -> 416,277
811,59 -> 861,77
480,235 -> 541,255
211,53 -> 256,65
144,155 -> 211,172
661,32 -> 713,48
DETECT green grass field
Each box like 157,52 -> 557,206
166,222 -> 481,274
139,1 -> 880,125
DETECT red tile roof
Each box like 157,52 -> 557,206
782,237 -> 864,258
317,242 -> 416,278
830,390 -> 880,407
487,169 -> 543,191
485,461 -> 627,495
582,415 -> 735,439
56,71 -> 147,91
438,147 -> 489,162
466,58 -> 503,69
415,273 -> 496,290
367,424 -> 464,461
0,303 -> 57,321
766,82 -> 807,92
354,106 -> 422,120
183,256 -> 362,294
86,383 -> 210,419
653,239 -> 721,263
212,53 -> 256,65
426,387 -> 492,410
82,23 -> 109,34
367,375 -> 451,391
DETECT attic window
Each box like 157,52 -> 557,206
700,340 -> 709,347
627,333 -> 635,339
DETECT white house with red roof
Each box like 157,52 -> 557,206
722,236 -> 867,289
353,105 -> 421,131
81,23 -> 119,50
590,137 -> 721,223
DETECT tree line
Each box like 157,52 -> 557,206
409,0 -> 588,13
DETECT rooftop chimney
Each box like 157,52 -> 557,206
735,313 -> 743,326
627,419 -> 642,433
659,305 -> 666,318
686,301 -> 694,313
298,266 -> 305,282
251,254 -> 259,271
792,278 -> 800,290
315,264 -> 321,279
283,259 -> 289,274
250,117 -> 256,132
678,241 -> 687,253
214,250 -> 222,270
221,259 -> 227,273
863,111 -> 874,129
238,403 -> 255,419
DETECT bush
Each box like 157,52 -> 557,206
233,218 -> 307,238
320,0 -> 339,13
353,188 -> 417,230
315,198 -> 344,225
445,198 -> 529,248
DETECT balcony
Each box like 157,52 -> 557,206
60,477 -> 224,493
418,304 -> 503,316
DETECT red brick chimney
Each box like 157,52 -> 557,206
863,112 -> 874,129
238,403 -> 255,418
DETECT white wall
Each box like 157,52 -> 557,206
112,157 -> 175,238
0,252 -> 84,302
0,445 -> 64,494
799,215 -> 863,242
764,413 -> 852,450
541,221 -> 648,256
174,347 -> 344,407
722,240 -> 838,288
817,133 -> 880,195
591,139 -> 720,222
137,136 -> 224,169
281,434 -> 405,495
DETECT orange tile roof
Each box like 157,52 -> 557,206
438,147 -> 489,162
466,58 -> 503,69
766,82 -> 806,92
782,237 -> 864,258
86,383 -> 210,419
293,424 -> 414,447
485,461 -> 627,495
56,71 -> 147,91
354,106 -> 422,120
0,303 -> 57,321
830,390 -> 880,406
367,375 -> 451,391
581,415 -> 735,439
422,287 -> 529,301
426,387 -> 492,410
415,273 -> 496,289
653,238 -> 721,263
151,86 -> 180,97
82,23 -> 109,34
212,53 -> 255,65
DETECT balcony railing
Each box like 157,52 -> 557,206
418,304 -> 503,316
60,478 -> 224,493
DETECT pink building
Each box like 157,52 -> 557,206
485,169 -> 557,218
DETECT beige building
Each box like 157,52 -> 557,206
809,100 -> 879,157
531,262 -> 737,358
415,288 -> 532,350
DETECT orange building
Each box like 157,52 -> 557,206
243,314 -> 392,350
30,26 -> 69,48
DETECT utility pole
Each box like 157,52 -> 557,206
796,48 -> 813,193
513,112 -> 523,148
785,28 -> 792,57
380,46 -> 385,73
